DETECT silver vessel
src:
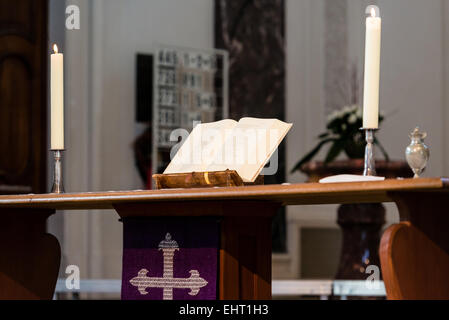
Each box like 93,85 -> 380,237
405,127 -> 430,178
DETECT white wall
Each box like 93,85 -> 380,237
62,0 -> 214,284
377,0 -> 444,175
280,0 -> 449,279
97,0 -> 214,191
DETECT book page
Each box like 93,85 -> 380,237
163,119 -> 237,174
221,118 -> 292,182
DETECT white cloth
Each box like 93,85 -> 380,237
319,174 -> 385,184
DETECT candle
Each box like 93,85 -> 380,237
362,5 -> 381,129
51,44 -> 64,150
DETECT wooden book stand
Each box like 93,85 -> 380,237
153,170 -> 263,189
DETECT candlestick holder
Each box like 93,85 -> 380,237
362,129 -> 377,176
51,150 -> 64,193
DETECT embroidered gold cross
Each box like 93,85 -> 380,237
129,233 -> 208,300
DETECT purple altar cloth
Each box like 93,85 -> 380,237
121,218 -> 219,300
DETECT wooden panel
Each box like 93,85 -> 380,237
218,204 -> 276,300
381,191 -> 449,299
238,235 -> 257,298
0,208 -> 60,299
219,215 -> 273,299
113,201 -> 276,218
390,192 -> 449,255
0,0 -> 47,194
0,0 -> 36,41
0,178 -> 447,210
380,222 -> 449,300
0,55 -> 31,176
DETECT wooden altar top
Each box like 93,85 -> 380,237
0,177 -> 447,210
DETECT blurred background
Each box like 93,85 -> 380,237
1,0 -> 448,299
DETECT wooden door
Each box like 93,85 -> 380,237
0,0 -> 48,194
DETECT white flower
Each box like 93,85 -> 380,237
342,105 -> 352,114
348,114 -> 357,124
328,105 -> 362,124
327,110 -> 339,122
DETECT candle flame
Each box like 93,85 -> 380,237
53,44 -> 58,54
370,7 -> 376,17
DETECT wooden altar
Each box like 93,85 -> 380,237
0,177 -> 448,300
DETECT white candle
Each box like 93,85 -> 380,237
51,44 -> 64,150
363,6 -> 381,129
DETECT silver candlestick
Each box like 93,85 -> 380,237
51,150 -> 64,193
362,129 -> 377,176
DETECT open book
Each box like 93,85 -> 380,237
164,118 -> 292,182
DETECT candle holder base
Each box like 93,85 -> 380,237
51,149 -> 65,194
361,128 -> 378,177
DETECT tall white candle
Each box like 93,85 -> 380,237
363,6 -> 381,129
51,44 -> 64,150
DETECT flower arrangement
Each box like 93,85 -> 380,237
291,105 -> 389,173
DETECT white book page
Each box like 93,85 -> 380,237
163,119 -> 237,174
220,117 -> 292,182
